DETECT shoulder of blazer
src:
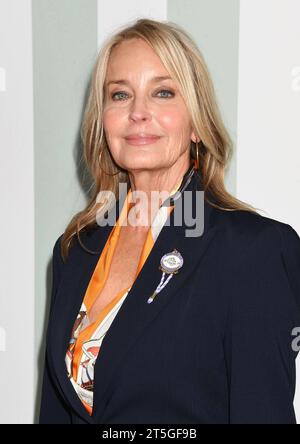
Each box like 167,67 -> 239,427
53,222 -> 101,264
208,206 -> 300,271
218,210 -> 300,348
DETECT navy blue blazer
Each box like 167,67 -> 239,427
39,170 -> 300,424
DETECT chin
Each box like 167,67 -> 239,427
120,156 -> 162,171
123,163 -> 158,172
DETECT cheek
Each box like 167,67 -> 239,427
158,106 -> 189,134
103,107 -> 125,134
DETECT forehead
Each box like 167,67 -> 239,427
105,39 -> 172,82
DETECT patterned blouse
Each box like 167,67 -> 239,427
65,178 -> 183,415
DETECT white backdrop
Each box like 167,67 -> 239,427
0,0 -> 35,424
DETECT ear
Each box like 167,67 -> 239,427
191,130 -> 201,143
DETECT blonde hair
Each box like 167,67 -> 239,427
60,18 -> 259,262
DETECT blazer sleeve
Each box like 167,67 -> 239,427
224,222 -> 300,424
39,235 -> 72,424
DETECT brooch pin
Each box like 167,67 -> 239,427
147,249 -> 184,304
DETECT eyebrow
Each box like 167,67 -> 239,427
106,76 -> 173,87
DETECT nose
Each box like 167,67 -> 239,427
128,96 -> 152,122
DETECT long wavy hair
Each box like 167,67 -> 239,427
60,18 -> 259,262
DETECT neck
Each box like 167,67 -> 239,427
126,156 -> 192,229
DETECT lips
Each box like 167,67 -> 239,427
124,135 -> 161,146
125,135 -> 161,141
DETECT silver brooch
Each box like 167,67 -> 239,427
147,249 -> 184,304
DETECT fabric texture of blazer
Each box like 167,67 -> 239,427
39,170 -> 300,424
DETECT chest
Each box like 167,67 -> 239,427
88,225 -> 149,323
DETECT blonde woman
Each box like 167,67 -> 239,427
39,18 -> 300,424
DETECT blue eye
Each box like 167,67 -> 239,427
111,89 -> 175,101
156,89 -> 174,98
111,91 -> 128,101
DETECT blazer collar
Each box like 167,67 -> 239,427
47,168 -> 220,424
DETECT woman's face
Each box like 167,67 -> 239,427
103,38 -> 195,173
